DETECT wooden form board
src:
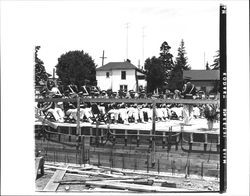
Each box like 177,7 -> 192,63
43,166 -> 68,192
84,180 -> 189,192
35,114 -> 58,129
36,97 -> 219,104
35,157 -> 44,178
35,118 -> 220,134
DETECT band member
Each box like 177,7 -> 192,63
182,81 -> 197,124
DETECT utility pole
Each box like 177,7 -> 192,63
100,50 -> 107,66
125,23 -> 130,60
204,52 -> 206,69
142,27 -> 146,70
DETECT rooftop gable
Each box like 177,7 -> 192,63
96,61 -> 138,71
183,70 -> 220,81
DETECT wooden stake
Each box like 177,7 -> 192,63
81,136 -> 85,164
201,162 -> 204,178
122,155 -> 125,170
134,158 -> 137,171
76,149 -> 78,165
147,153 -> 149,173
125,130 -> 128,146
76,96 -> 80,135
98,152 -> 100,166
158,159 -> 160,174
137,130 -> 140,147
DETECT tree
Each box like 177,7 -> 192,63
56,50 -> 96,88
206,62 -> 210,70
175,39 -> 190,70
144,56 -> 166,93
210,50 -> 220,70
168,63 -> 183,91
168,40 -> 190,91
159,41 -> 174,79
35,46 -> 49,85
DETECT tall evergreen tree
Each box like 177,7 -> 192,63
175,39 -> 190,70
206,61 -> 210,70
210,50 -> 220,70
159,41 -> 174,79
35,46 -> 49,85
168,40 -> 189,91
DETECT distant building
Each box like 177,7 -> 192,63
96,61 -> 146,92
183,70 -> 219,94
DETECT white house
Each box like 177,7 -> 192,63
96,61 -> 146,92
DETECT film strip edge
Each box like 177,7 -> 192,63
220,4 -> 227,193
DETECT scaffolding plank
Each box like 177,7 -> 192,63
43,166 -> 68,192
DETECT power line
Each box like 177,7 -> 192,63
125,22 -> 130,60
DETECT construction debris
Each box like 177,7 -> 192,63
35,162 -> 219,192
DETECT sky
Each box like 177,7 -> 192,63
2,1 -> 219,75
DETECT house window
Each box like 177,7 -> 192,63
137,75 -> 145,80
106,72 -> 110,78
120,85 -> 128,92
121,71 -> 126,80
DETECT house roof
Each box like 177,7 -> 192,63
183,70 -> 220,81
96,62 -> 138,71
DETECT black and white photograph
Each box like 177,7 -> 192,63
1,0 -> 249,195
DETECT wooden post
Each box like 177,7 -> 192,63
217,163 -> 219,179
95,122 -> 100,147
137,130 -> 140,147
134,158 -> 137,171
217,135 -> 220,152
81,136 -> 85,164
122,155 -> 125,170
147,153 -> 149,173
113,130 -> 116,146
101,129 -> 104,145
109,148 -> 114,168
189,133 -> 193,151
207,139 -> 213,163
125,130 -> 128,146
151,100 -> 156,166
158,159 -> 160,174
90,128 -> 93,144
201,162 -> 204,178
188,160 -> 190,177
54,151 -> 55,164
98,152 -> 100,166
68,127 -> 72,142
76,96 -> 81,135
162,132 -> 166,149
168,126 -> 172,151
58,127 -> 61,142
204,133 -> 208,151
75,149 -> 78,165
